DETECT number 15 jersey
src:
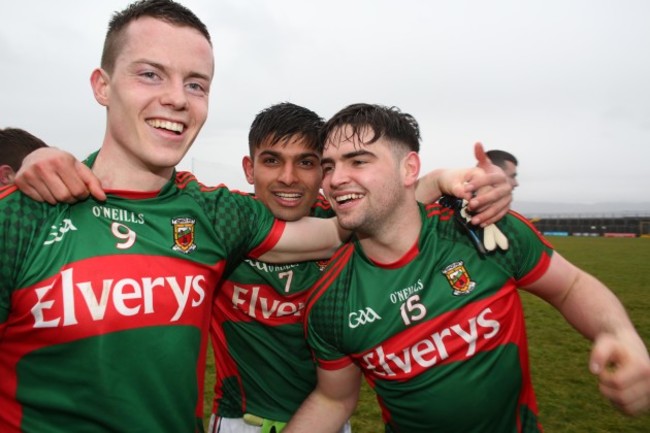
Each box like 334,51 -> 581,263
306,202 -> 554,433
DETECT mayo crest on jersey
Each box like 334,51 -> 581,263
0,153 -> 283,433
305,202 -> 553,433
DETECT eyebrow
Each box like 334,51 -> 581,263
321,149 -> 375,166
133,59 -> 212,83
258,149 -> 321,160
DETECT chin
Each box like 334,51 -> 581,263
272,210 -> 306,222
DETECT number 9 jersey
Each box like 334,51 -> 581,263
0,159 -> 283,433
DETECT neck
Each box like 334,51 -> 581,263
93,147 -> 173,191
358,201 -> 422,264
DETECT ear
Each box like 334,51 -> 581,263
90,68 -> 110,107
402,151 -> 421,188
0,165 -> 16,186
242,155 -> 255,185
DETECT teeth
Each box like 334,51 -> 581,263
147,119 -> 184,133
276,193 -> 301,199
335,193 -> 364,203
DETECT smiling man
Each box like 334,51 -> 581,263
0,2 -> 348,432
284,103 -> 650,433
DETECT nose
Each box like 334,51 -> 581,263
325,164 -> 349,190
160,79 -> 188,110
277,163 -> 298,185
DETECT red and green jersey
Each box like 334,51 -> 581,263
0,155 -> 282,433
306,202 -> 554,433
211,195 -> 334,422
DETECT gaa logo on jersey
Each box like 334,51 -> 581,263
171,217 -> 197,254
442,261 -> 476,296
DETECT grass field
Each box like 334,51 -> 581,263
204,237 -> 650,432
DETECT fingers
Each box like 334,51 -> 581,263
466,182 -> 512,226
14,148 -> 105,204
75,161 -> 106,201
590,335 -> 650,416
473,142 -> 490,167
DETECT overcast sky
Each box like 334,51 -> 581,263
1,0 -> 649,206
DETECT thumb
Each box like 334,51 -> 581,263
590,334 -> 625,375
474,142 -> 489,168
75,161 -> 106,201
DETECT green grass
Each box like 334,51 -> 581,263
205,237 -> 650,432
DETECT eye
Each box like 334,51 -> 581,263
262,156 -> 279,166
298,158 -> 318,169
186,81 -> 208,96
140,71 -> 160,81
322,163 -> 334,175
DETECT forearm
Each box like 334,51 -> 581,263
284,390 -> 355,433
258,217 -> 350,264
414,169 -> 446,203
528,254 -> 645,351
554,271 -> 646,354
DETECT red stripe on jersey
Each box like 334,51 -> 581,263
103,189 -> 160,199
516,251 -> 552,287
303,244 -> 356,367
0,184 -> 18,199
175,171 -> 228,192
217,280 -> 308,326
425,202 -> 454,221
312,194 -> 332,211
352,282 -> 524,382
6,255 -> 224,354
2,254 -> 224,431
248,219 -> 286,258
509,210 -> 554,249
318,356 -> 354,370
368,239 -> 419,269
305,243 -> 355,315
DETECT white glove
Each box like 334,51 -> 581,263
482,223 -> 509,252
459,200 -> 508,252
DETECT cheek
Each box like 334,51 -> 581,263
190,100 -> 209,126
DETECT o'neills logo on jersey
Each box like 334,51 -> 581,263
172,217 -> 196,254
27,267 -> 208,329
442,261 -> 476,296
243,259 -> 300,273
359,307 -> 500,380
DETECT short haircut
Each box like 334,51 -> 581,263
485,150 -> 518,170
101,0 -> 211,73
321,103 -> 421,154
248,102 -> 325,156
0,127 -> 48,171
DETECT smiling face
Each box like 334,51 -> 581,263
321,125 -> 413,234
243,134 -> 322,221
92,17 -> 213,184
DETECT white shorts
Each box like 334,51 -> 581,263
208,415 -> 352,433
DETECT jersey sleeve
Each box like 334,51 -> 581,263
303,243 -> 356,369
495,211 -> 555,284
305,303 -> 354,370
177,173 -> 283,261
232,192 -> 284,256
0,188 -> 52,325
